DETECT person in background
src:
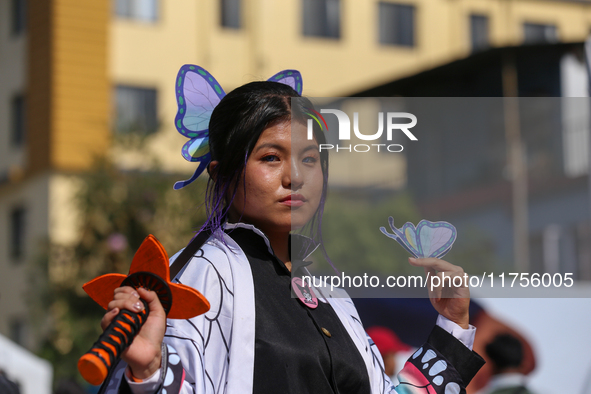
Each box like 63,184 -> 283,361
480,334 -> 535,394
366,326 -> 411,381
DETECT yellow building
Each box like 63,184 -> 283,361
2,0 -> 591,350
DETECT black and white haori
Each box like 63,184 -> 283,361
99,223 -> 484,394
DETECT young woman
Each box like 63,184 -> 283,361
98,70 -> 484,394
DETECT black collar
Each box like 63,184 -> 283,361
223,223 -> 319,274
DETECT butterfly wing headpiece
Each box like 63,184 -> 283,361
173,65 -> 303,189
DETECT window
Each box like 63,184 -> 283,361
10,207 -> 26,261
11,0 -> 26,35
302,0 -> 341,39
523,23 -> 557,44
378,2 -> 415,47
221,0 -> 241,29
470,14 -> 489,52
115,0 -> 158,22
115,85 -> 158,134
10,318 -> 26,346
10,95 -> 25,147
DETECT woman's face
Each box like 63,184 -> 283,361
227,120 -> 324,236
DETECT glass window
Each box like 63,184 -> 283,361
11,0 -> 26,35
10,95 -> 25,147
302,0 -> 341,39
221,0 -> 241,29
114,0 -> 158,22
115,85 -> 158,134
523,23 -> 557,44
378,2 -> 415,47
10,318 -> 26,346
470,14 -> 489,52
10,207 -> 26,261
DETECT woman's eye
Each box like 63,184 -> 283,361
262,155 -> 279,162
303,156 -> 318,164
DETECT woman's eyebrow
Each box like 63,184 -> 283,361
300,144 -> 319,153
253,142 -> 288,153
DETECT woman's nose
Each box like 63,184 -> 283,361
288,158 -> 304,190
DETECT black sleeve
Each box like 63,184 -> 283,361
396,326 -> 485,394
427,325 -> 485,384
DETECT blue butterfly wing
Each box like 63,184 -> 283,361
380,219 -> 419,258
173,65 -> 224,188
267,70 -> 303,95
396,238 -> 420,258
180,135 -> 209,163
388,217 -> 418,256
434,245 -> 453,259
175,65 -> 225,153
173,154 -> 211,190
415,220 -> 457,258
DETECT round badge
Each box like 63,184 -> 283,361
291,277 -> 318,309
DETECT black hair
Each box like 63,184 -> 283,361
485,333 -> 524,373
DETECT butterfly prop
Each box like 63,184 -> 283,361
173,65 -> 303,189
78,235 -> 210,386
379,217 -> 457,259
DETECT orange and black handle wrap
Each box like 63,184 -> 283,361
77,300 -> 149,386
78,235 -> 210,387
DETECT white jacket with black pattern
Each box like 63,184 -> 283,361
100,224 -> 484,394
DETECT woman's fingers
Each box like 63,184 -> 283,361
102,286 -> 147,331
100,308 -> 119,330
97,286 -> 166,379
113,286 -> 140,301
408,257 -> 470,299
114,286 -> 137,294
409,257 -> 471,327
107,296 -> 145,315
423,267 -> 442,302
136,287 -> 165,316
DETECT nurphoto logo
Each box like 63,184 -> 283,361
304,108 -> 418,153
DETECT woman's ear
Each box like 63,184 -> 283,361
208,161 -> 219,180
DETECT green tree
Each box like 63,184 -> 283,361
308,188 -> 500,283
310,190 -> 423,276
33,158 -> 207,386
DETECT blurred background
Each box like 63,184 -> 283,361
1,0 -> 591,392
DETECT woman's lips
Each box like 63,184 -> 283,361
280,194 -> 306,207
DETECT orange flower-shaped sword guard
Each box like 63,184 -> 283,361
78,235 -> 210,386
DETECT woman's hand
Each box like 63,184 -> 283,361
408,257 -> 470,329
101,286 -> 167,379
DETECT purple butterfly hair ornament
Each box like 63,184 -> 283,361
173,65 -> 303,189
